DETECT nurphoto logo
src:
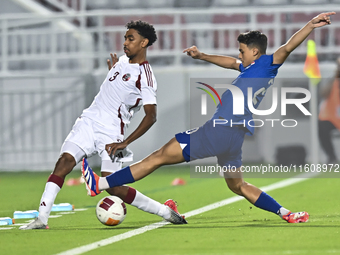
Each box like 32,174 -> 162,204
196,80 -> 311,128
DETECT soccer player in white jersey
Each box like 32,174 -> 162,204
20,20 -> 186,230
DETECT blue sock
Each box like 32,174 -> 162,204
254,192 -> 282,214
106,166 -> 135,187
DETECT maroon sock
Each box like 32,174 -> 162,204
123,187 -> 136,204
47,174 -> 64,188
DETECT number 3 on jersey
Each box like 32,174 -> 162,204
109,72 -> 119,81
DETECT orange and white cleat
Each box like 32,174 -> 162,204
164,199 -> 187,224
82,158 -> 102,197
283,211 -> 309,223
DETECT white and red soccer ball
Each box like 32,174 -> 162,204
96,196 -> 127,226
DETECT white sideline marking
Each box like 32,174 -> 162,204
56,172 -> 317,255
74,208 -> 88,212
49,215 -> 62,218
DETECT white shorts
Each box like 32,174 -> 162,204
61,116 -> 133,173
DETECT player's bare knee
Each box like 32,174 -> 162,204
228,184 -> 243,196
151,148 -> 163,158
226,180 -> 244,196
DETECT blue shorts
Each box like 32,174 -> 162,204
175,120 -> 246,168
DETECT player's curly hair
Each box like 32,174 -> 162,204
126,20 -> 157,47
237,31 -> 267,54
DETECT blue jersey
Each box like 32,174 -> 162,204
211,54 -> 282,135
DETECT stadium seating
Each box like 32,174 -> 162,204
144,0 -> 175,8
212,0 -> 251,6
173,0 -> 212,8
2,1 -> 340,70
292,0 -> 329,4
37,0 -> 337,10
212,14 -> 249,49
252,0 -> 290,5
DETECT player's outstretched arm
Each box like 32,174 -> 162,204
183,45 -> 240,71
273,12 -> 336,65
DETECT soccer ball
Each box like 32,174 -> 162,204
96,196 -> 127,226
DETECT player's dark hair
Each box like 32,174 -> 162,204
237,31 -> 267,54
126,20 -> 157,47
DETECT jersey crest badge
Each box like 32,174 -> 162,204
122,73 -> 131,81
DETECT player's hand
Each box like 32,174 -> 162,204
105,141 -> 128,157
311,12 -> 336,28
183,45 -> 202,59
107,53 -> 118,70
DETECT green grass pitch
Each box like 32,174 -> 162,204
0,166 -> 340,255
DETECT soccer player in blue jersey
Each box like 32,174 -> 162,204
83,12 -> 335,223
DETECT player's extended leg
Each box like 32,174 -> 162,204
83,139 -> 187,224
19,152 -> 76,230
224,173 -> 262,204
100,181 -> 186,224
130,137 -> 185,181
83,137 -> 184,193
20,142 -> 84,230
100,155 -> 186,224
224,168 -> 309,223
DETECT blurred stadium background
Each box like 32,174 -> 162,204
1,0 -> 340,171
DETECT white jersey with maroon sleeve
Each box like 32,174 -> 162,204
81,55 -> 157,136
